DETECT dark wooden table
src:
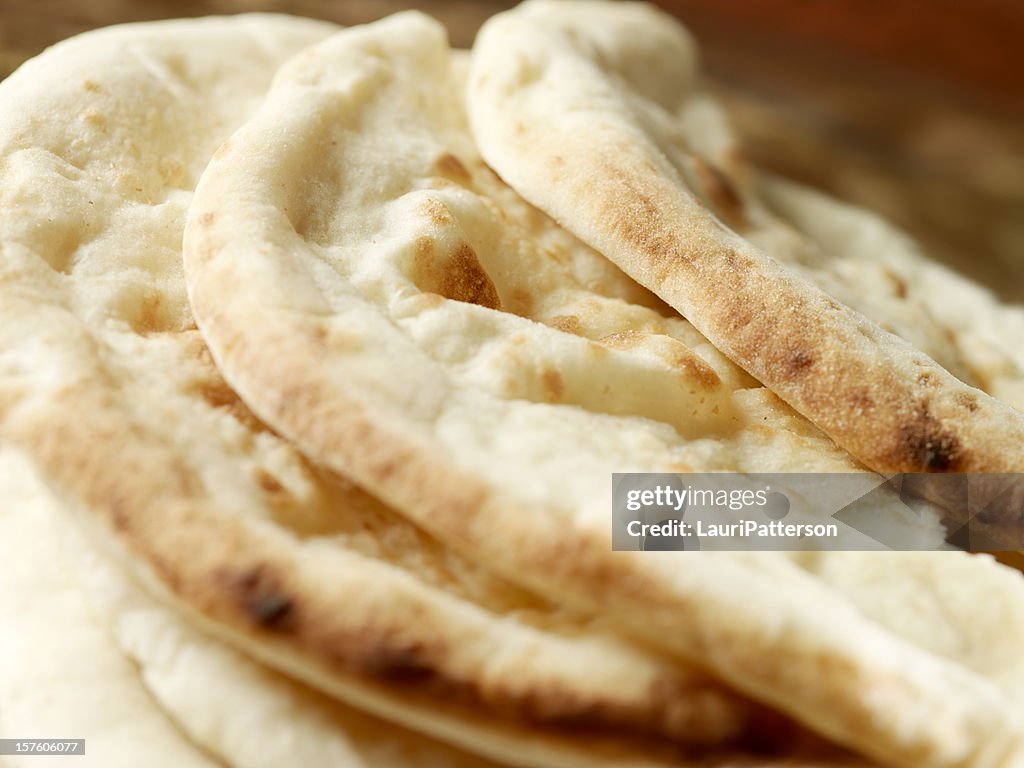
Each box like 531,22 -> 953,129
2,0 -> 1022,301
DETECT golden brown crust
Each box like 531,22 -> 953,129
412,239 -> 502,310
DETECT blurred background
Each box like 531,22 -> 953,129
2,0 -> 1022,300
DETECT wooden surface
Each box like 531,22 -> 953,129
1,0 -> 1021,301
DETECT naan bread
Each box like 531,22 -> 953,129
467,0 -> 1024,478
0,15 -> 808,767
183,10 -> 1024,768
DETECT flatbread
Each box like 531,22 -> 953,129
182,10 -> 1024,768
0,15 -> 806,767
466,0 -> 1024,477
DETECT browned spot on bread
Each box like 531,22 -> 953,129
249,593 -> 293,628
225,565 -> 295,630
308,322 -> 364,353
506,286 -> 533,317
442,243 -> 500,309
412,237 -> 501,310
895,407 -> 964,471
718,247 -> 761,281
541,368 -> 565,402
414,235 -> 434,258
82,111 -> 106,129
419,198 -> 454,226
957,392 -> 980,412
194,375 -> 270,435
198,211 -> 215,227
434,152 -> 471,184
358,644 -> 437,683
600,159 -> 760,342
722,301 -> 755,335
108,496 -> 130,531
134,293 -> 164,334
159,158 -> 184,186
599,331 -> 720,389
786,349 -> 814,376
255,469 -> 284,494
673,354 -> 719,390
849,388 -> 874,411
83,80 -> 101,93
546,314 -> 582,335
604,181 -> 676,268
374,458 -> 399,481
883,268 -> 908,299
197,379 -> 238,411
341,625 -> 759,746
693,157 -> 745,225
309,324 -> 328,344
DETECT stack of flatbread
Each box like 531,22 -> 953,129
2,3 -> 1023,767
